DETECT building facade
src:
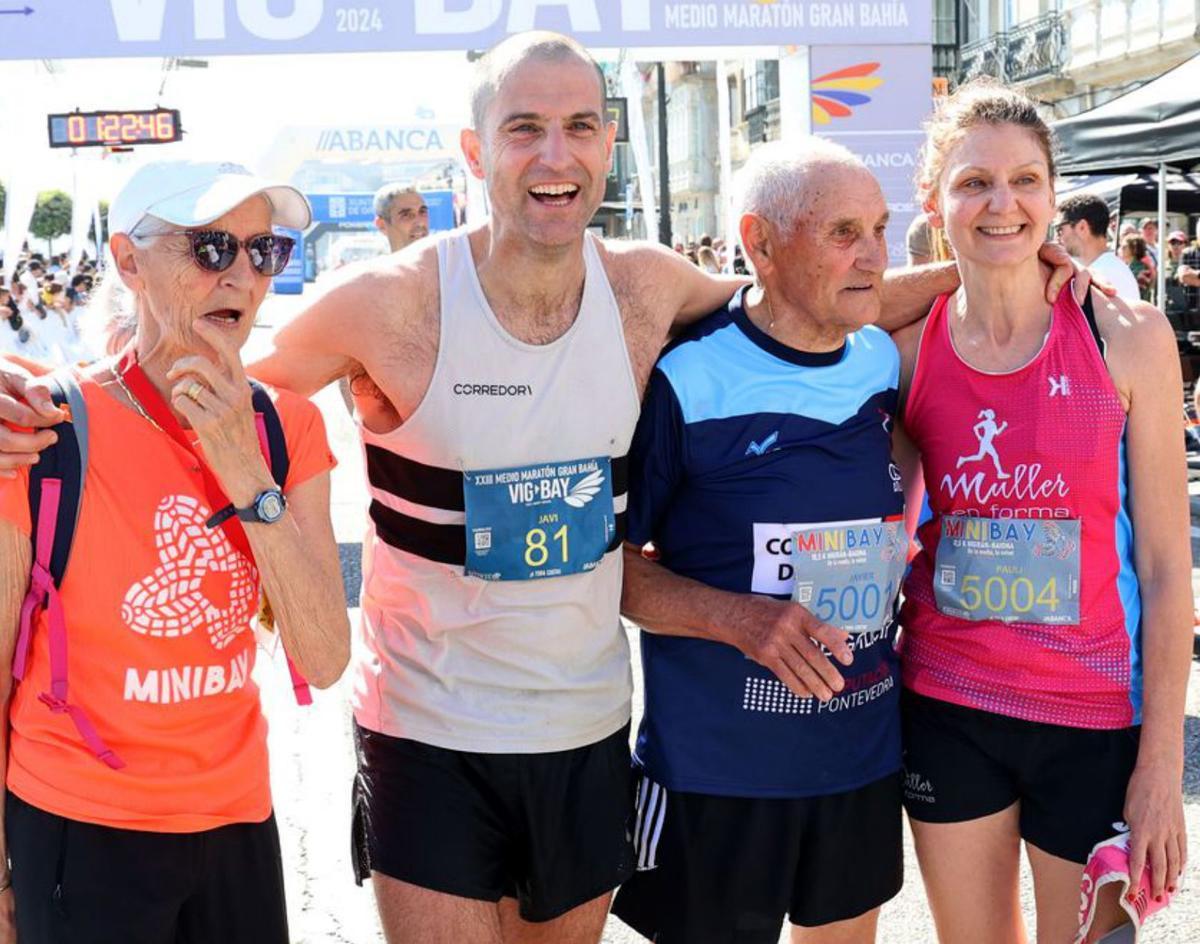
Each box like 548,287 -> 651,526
958,0 -> 1199,115
636,58 -> 784,246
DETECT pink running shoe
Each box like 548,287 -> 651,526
1076,830 -> 1175,943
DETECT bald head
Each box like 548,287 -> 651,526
735,138 -> 875,236
470,31 -> 606,132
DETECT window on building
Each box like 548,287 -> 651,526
962,0 -> 1008,42
934,0 -> 958,44
667,90 -> 688,165
745,60 -> 779,111
962,0 -> 982,42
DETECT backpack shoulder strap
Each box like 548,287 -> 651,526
245,380 -> 312,707
249,380 -> 289,489
16,370 -> 121,768
27,369 -> 88,587
1080,290 -> 1106,359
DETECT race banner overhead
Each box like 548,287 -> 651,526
0,0 -> 931,61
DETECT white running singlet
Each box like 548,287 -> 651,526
351,229 -> 640,752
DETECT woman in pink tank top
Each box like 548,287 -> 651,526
891,81 -> 1190,943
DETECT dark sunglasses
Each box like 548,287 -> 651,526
180,230 -> 295,277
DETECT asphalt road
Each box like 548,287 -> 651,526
262,632 -> 1200,944
248,299 -> 1200,943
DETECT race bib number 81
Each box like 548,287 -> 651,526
463,456 -> 616,581
933,517 -> 1080,624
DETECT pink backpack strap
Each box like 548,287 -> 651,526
19,479 -> 124,769
15,479 -> 63,681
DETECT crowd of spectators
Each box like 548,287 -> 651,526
672,233 -> 748,274
1,249 -> 96,365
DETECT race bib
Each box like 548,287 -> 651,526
934,517 -> 1080,624
790,521 -> 907,634
463,456 -> 616,581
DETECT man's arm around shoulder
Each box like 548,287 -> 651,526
605,240 -> 747,334
249,251 -> 425,397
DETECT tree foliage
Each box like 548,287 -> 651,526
87,200 -> 110,245
30,190 -> 73,251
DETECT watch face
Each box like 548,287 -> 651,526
257,491 -> 285,522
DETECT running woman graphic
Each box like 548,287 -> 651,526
956,408 -> 1010,479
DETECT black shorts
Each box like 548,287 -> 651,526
351,722 -> 636,922
901,689 -> 1140,863
5,791 -> 288,944
611,770 -> 903,942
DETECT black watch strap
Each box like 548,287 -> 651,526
206,504 -> 237,529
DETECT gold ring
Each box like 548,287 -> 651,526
186,381 -> 204,402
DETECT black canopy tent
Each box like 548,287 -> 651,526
1053,53 -> 1200,302
1054,54 -> 1200,175
1057,171 -> 1200,216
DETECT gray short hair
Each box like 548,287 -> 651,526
735,138 -> 867,235
469,31 -> 605,132
127,214 -> 183,246
92,215 -> 180,354
373,183 -> 421,220
80,270 -> 138,357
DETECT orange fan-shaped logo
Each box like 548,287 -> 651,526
811,62 -> 883,125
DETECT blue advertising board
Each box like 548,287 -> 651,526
0,2 -> 931,61
810,46 -> 933,267
308,190 -> 455,231
421,190 -> 455,232
272,227 -> 305,295
307,193 -> 377,225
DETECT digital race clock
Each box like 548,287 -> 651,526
47,109 -> 182,149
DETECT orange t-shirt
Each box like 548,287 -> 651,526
0,374 -> 336,832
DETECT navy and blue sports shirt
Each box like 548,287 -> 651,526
627,287 -> 905,798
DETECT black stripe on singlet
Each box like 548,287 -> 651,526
366,451 -> 630,567
366,447 -> 630,511
369,502 -> 629,567
369,500 -> 466,565
366,445 -> 465,511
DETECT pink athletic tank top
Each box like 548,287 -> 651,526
901,286 -> 1140,729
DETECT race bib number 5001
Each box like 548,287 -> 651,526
463,456 -> 616,581
790,520 -> 907,634
934,517 -> 1081,624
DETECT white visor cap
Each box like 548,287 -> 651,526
108,160 -> 311,236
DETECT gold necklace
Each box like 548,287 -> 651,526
108,361 -> 166,434
761,288 -> 776,335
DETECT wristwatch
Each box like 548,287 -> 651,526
235,488 -> 288,524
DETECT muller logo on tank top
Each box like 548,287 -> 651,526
940,408 -> 1070,513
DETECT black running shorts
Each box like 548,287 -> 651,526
901,689 -> 1140,863
351,722 -> 636,922
611,770 -> 903,942
5,792 -> 288,944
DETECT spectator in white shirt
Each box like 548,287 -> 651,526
1054,194 -> 1141,301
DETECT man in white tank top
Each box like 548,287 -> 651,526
0,32 -> 1085,944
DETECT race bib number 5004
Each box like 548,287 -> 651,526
934,517 -> 1081,624
463,456 -> 616,581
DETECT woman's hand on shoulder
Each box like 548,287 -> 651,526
1039,243 -> 1118,304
